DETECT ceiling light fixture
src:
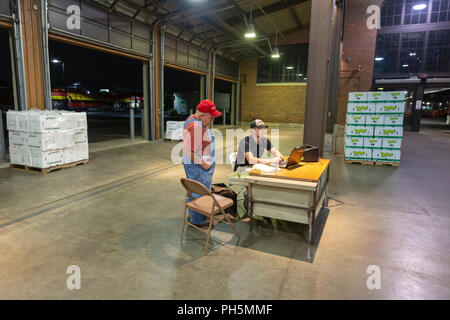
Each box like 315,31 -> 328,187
375,57 -> 384,61
412,4 -> 427,10
271,33 -> 280,58
244,1 -> 256,38
286,66 -> 294,70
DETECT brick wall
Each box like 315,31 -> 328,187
239,28 -> 309,124
239,59 -> 307,124
337,0 -> 384,125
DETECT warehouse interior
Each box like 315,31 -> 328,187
0,0 -> 449,300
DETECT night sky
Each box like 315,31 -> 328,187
49,40 -> 143,93
0,28 -> 12,87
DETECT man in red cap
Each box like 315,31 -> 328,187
182,100 -> 222,228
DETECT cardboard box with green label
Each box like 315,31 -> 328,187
347,103 -> 374,113
367,91 -> 386,101
385,91 -> 406,101
345,148 -> 372,160
372,149 -> 401,162
346,114 -> 366,124
376,102 -> 405,114
363,138 -> 382,149
345,137 -> 364,147
366,114 -> 384,125
348,92 -> 368,102
384,114 -> 404,126
375,126 -> 403,138
382,138 -> 402,149
345,125 -> 374,137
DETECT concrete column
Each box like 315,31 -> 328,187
200,75 -> 206,100
143,61 -> 150,140
303,0 -> 340,155
18,0 -> 46,109
411,79 -> 425,132
231,83 -> 236,125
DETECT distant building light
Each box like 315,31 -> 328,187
375,57 -> 384,61
413,4 -> 427,10
409,52 -> 416,56
402,64 -> 409,67
100,89 -> 109,93
286,66 -> 294,70
51,59 -> 61,63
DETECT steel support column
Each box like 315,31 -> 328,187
40,0 -> 52,109
11,0 -> 27,110
411,78 -> 425,132
206,49 -> 216,101
303,0 -> 340,155
200,75 -> 206,100
143,61 -> 150,140
151,23 -> 163,140
231,82 -> 236,125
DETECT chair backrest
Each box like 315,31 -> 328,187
229,152 -> 237,170
180,178 -> 211,197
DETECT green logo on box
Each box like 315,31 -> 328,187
369,139 -> 377,143
389,116 -> 399,121
355,106 -> 368,111
388,140 -> 396,143
355,129 -> 367,134
382,129 -> 395,134
383,105 -> 396,111
351,139 -> 360,142
353,151 -> 365,156
371,116 -> 380,120
381,152 -> 393,157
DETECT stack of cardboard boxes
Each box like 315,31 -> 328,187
345,91 -> 405,165
7,110 -> 89,168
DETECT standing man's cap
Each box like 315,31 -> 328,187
250,119 -> 268,129
197,99 -> 222,117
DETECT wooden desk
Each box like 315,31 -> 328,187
229,159 -> 330,244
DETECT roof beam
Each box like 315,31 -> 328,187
224,0 -> 309,26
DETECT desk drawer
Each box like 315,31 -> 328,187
253,203 -> 309,224
252,184 -> 313,208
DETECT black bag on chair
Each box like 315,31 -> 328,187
211,183 -> 237,217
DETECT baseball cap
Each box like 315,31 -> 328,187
250,119 -> 268,129
197,99 -> 222,117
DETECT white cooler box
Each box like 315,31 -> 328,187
384,114 -> 404,126
28,112 -> 60,132
30,148 -> 64,168
385,91 -> 406,101
8,131 -> 29,147
363,138 -> 382,149
27,132 -> 57,150
348,92 -> 368,102
367,91 -> 386,102
9,146 -> 31,166
64,143 -> 89,164
376,102 -> 405,114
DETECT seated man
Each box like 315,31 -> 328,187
234,119 -> 284,171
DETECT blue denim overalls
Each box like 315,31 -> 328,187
182,117 -> 216,225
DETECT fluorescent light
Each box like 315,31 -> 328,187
409,52 -> 416,56
286,66 -> 294,70
271,47 -> 280,59
244,24 -> 256,38
402,64 -> 409,67
51,59 -> 61,63
413,4 -> 427,10
375,57 -> 384,61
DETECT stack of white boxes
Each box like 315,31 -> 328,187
345,91 -> 405,165
7,110 -> 88,169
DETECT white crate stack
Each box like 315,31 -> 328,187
345,91 -> 406,165
7,110 -> 88,169
165,121 -> 184,140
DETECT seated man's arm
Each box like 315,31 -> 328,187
269,147 -> 284,161
245,152 -> 276,165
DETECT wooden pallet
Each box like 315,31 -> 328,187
164,138 -> 182,142
374,161 -> 400,167
10,159 -> 89,175
345,160 -> 399,167
345,160 -> 374,166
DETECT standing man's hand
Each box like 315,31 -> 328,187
201,161 -> 212,170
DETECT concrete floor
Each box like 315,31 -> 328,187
0,123 -> 449,299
